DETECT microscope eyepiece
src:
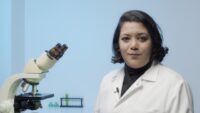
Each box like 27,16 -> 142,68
47,43 -> 68,60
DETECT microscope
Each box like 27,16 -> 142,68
0,43 -> 68,113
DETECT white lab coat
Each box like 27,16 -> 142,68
94,63 -> 193,113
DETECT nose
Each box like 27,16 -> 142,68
130,39 -> 138,50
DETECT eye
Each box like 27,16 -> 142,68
120,36 -> 130,42
138,36 -> 148,42
136,33 -> 150,42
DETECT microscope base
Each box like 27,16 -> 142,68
14,93 -> 54,113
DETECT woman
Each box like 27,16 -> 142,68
94,10 -> 193,113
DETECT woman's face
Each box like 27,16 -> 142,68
119,22 -> 152,68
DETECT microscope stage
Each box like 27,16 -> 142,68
15,93 -> 54,100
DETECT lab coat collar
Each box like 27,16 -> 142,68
111,61 -> 160,107
140,61 -> 160,82
112,62 -> 160,104
111,61 -> 160,83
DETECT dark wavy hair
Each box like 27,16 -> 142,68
112,10 -> 168,63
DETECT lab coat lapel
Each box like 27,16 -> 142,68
111,68 -> 124,100
114,78 -> 143,108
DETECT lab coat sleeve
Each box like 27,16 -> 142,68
94,93 -> 100,113
93,75 -> 108,113
166,80 -> 194,113
93,70 -> 118,113
94,78 -> 104,113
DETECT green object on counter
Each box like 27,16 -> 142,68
65,93 -> 69,106
48,102 -> 54,107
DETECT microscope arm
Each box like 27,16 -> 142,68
21,52 -> 57,94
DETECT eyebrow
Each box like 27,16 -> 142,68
136,32 -> 149,36
120,34 -> 130,37
120,32 -> 149,37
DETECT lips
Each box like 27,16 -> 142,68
128,53 -> 141,58
128,53 -> 141,55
